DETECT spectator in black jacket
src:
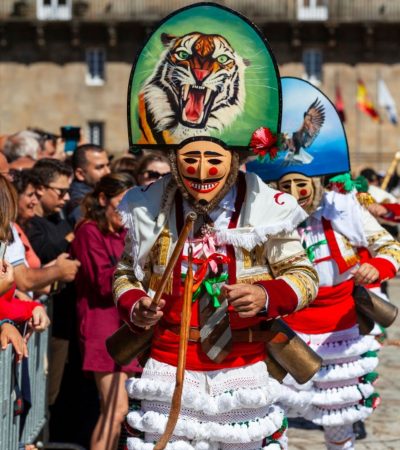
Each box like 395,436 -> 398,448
26,158 -> 80,406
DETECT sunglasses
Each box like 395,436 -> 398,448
142,170 -> 168,180
44,185 -> 69,199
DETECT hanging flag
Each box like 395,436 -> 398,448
378,78 -> 398,125
357,79 -> 380,121
335,85 -> 346,122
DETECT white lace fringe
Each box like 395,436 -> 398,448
214,205 -> 307,251
126,406 -> 284,444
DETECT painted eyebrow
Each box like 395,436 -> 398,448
181,151 -> 225,157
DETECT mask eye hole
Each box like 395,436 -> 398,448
208,159 -> 222,165
183,158 -> 197,164
297,182 -> 308,188
280,183 -> 291,191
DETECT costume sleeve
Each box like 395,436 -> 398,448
112,232 -> 149,328
380,203 -> 400,222
361,207 -> 400,280
0,291 -> 42,322
257,229 -> 319,319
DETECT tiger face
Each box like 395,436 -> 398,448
141,32 -> 249,142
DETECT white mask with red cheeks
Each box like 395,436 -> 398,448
277,173 -> 315,213
176,140 -> 232,206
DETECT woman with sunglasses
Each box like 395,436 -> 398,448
71,172 -> 140,450
135,152 -> 170,186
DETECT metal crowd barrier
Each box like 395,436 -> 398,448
21,324 -> 50,446
0,325 -> 49,450
0,295 -> 86,450
0,345 -> 20,450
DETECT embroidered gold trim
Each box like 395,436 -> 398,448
378,247 -> 400,265
282,267 -> 318,311
367,231 -> 390,246
242,245 -> 265,270
255,245 -> 265,265
341,236 -> 354,252
344,254 -> 360,267
356,192 -> 376,207
242,248 -> 252,270
157,227 -> 171,267
270,251 -> 309,276
149,273 -> 173,295
236,273 -> 273,284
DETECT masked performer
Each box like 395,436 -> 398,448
249,77 -> 400,450
112,6 -> 319,450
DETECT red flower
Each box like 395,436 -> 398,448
250,127 -> 279,161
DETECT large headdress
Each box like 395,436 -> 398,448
247,77 -> 350,182
128,2 -> 281,152
128,3 -> 281,213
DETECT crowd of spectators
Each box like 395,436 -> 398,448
3,126 -> 400,450
0,128 -> 171,450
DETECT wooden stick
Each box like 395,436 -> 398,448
380,151 -> 400,191
154,245 -> 194,450
152,211 -> 197,307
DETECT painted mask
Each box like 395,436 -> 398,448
176,140 -> 232,205
278,173 -> 315,213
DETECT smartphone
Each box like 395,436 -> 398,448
61,126 -> 81,153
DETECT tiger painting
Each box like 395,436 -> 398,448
137,32 -> 250,145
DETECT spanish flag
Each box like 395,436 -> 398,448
357,79 -> 380,121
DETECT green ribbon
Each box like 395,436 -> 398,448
305,239 -> 327,262
184,272 -> 229,308
329,172 -> 368,193
204,274 -> 229,308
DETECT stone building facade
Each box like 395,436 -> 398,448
1,0 -> 400,171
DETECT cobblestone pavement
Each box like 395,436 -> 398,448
287,277 -> 400,449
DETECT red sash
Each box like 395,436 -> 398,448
284,279 -> 357,334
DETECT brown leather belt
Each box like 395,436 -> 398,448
168,325 -> 275,343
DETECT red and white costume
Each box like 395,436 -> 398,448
113,173 -> 319,450
279,189 -> 400,449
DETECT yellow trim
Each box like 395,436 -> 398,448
356,192 -> 376,207
378,247 -> 400,265
237,273 -> 273,284
367,231 -> 390,245
242,249 -> 252,270
158,227 -> 171,266
149,273 -> 173,295
270,251 -> 309,276
344,254 -> 360,267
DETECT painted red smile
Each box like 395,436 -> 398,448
184,178 -> 220,193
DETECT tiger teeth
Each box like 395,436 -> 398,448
183,84 -> 190,101
205,88 -> 211,105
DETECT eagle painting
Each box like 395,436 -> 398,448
281,98 -> 325,166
